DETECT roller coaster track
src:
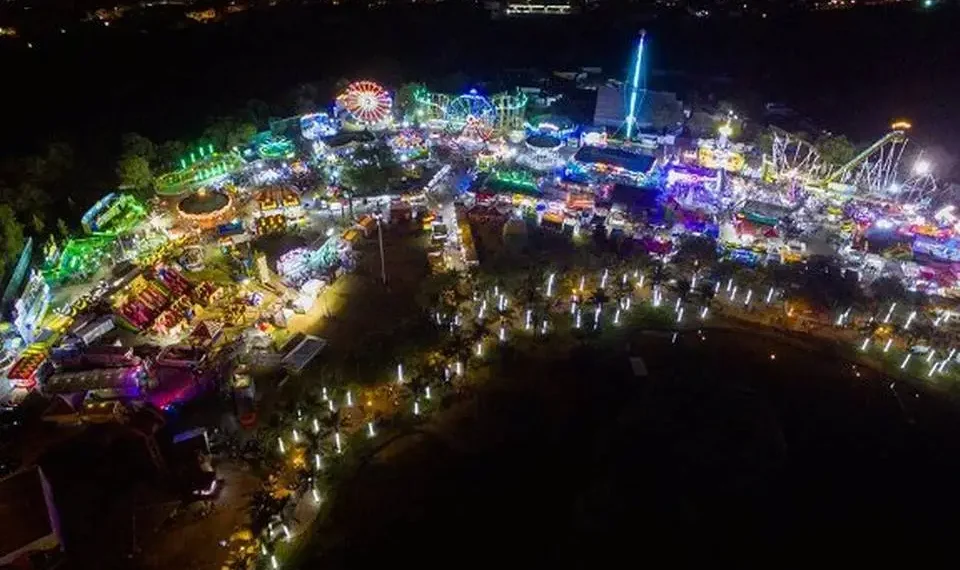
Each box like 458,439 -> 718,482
823,127 -> 909,187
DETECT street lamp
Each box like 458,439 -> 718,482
372,211 -> 387,285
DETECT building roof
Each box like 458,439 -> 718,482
281,335 -> 327,373
741,200 -> 792,225
44,366 -> 143,396
0,466 -> 59,564
593,84 -> 683,130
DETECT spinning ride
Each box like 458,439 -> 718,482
337,81 -> 393,128
178,188 -> 234,229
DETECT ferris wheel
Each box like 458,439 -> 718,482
337,81 -> 393,126
446,91 -> 497,135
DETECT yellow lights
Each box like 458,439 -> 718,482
891,120 -> 912,131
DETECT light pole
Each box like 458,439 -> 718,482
373,212 -> 387,285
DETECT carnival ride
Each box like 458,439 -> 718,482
624,30 -> 647,140
113,274 -> 172,331
412,87 -> 527,136
256,136 -> 296,161
81,193 -> 148,235
156,146 -> 245,196
300,112 -> 338,140
824,124 -> 910,194
12,270 -> 50,344
337,81 -> 393,128
518,133 -> 565,171
276,237 -> 348,287
764,122 -> 940,204
765,129 -> 825,182
448,91 -> 497,142
490,90 -> 528,133
177,188 -> 234,228
42,234 -> 117,285
525,114 -> 578,139
388,130 -> 428,161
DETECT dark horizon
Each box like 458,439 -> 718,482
3,2 -> 959,170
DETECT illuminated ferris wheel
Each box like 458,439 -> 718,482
446,91 -> 497,136
337,81 -> 393,126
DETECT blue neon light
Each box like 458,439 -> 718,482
625,31 -> 646,140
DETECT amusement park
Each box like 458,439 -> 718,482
5,28 -> 960,570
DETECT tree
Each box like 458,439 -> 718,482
646,93 -> 683,131
870,276 -> 908,303
56,218 -> 70,239
815,134 -> 856,167
675,235 -> 718,270
288,83 -> 320,115
157,140 -> 187,169
116,155 -> 153,192
341,144 -> 402,217
0,205 -> 25,282
394,82 -> 426,121
30,213 -> 45,236
687,111 -> 715,138
42,142 -> 74,181
203,117 -> 257,151
795,257 -> 860,312
754,128 -> 775,157
3,182 -> 50,214
120,133 -> 156,163
245,98 -> 272,129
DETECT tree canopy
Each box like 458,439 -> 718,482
203,117 -> 257,151
815,134 -> 857,167
394,82 -> 426,121
341,144 -> 403,197
116,155 -> 153,195
0,205 -> 25,282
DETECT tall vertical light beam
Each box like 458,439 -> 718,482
625,30 -> 646,140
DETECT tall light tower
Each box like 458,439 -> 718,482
624,29 -> 647,141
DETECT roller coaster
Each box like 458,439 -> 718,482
764,121 -> 939,204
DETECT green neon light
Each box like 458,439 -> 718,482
257,137 -> 296,160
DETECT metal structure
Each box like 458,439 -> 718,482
446,91 -> 497,131
337,81 -> 393,127
767,122 -> 939,203
490,90 -> 528,132
413,87 -> 526,134
767,129 -> 825,182
824,125 -> 910,195
624,30 -> 647,140
412,87 -> 450,123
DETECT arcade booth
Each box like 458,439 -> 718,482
255,187 -> 302,216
